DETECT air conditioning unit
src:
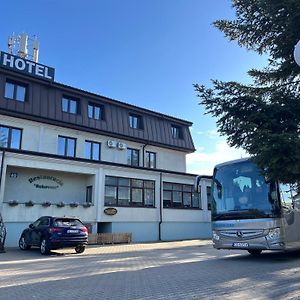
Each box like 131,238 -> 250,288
117,142 -> 127,150
107,140 -> 117,148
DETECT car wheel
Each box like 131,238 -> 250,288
19,235 -> 31,250
40,238 -> 50,255
248,249 -> 262,255
75,245 -> 85,254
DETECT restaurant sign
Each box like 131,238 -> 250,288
28,175 -> 63,189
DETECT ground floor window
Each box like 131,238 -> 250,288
104,176 -> 155,207
163,182 -> 201,209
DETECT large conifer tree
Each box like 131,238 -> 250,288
194,0 -> 300,184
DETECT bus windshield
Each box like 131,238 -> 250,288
212,160 -> 280,221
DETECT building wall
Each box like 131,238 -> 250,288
0,115 -> 187,172
0,151 -> 212,247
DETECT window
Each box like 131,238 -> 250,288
129,114 -> 143,129
206,186 -> 212,210
163,182 -> 201,209
4,80 -> 27,102
62,96 -> 79,114
171,125 -> 182,139
57,136 -> 76,157
0,125 -> 22,149
88,103 -> 104,120
104,176 -> 155,207
145,151 -> 156,168
127,148 -> 139,166
85,140 -> 101,160
86,186 -> 93,203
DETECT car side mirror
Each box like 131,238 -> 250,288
29,224 -> 34,229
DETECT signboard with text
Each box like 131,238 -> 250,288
0,51 -> 55,82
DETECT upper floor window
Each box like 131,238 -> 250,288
127,148 -> 139,166
129,113 -> 143,129
207,186 -> 212,210
145,151 -> 156,168
163,182 -> 201,209
171,125 -> 182,139
0,125 -> 22,149
57,136 -> 76,157
62,96 -> 79,114
4,80 -> 27,102
85,140 -> 101,161
104,176 -> 155,207
88,103 -> 104,120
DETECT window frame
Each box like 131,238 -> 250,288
0,124 -> 22,149
127,148 -> 140,166
4,79 -> 27,102
171,125 -> 183,139
84,140 -> 101,161
129,113 -> 143,130
163,182 -> 201,209
86,186 -> 93,203
104,176 -> 155,208
61,95 -> 80,114
145,151 -> 156,169
88,102 -> 104,120
57,135 -> 77,157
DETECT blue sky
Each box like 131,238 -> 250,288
0,0 -> 267,174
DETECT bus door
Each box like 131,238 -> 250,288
280,184 -> 300,249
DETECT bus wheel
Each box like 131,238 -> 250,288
248,249 -> 262,255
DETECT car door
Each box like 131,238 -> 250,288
28,218 -> 42,246
30,217 -> 50,246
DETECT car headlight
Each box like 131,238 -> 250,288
212,231 -> 220,241
266,228 -> 280,240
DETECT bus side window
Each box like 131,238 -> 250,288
279,183 -> 293,208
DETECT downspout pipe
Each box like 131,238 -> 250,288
0,150 -> 5,193
159,172 -> 163,241
142,143 -> 148,167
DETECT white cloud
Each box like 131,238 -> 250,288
186,140 -> 247,175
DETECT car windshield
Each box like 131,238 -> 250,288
212,160 -> 280,220
54,219 -> 82,227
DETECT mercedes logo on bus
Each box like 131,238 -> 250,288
236,231 -> 243,238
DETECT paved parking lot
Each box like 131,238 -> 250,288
1,240 -> 300,300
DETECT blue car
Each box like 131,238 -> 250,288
19,216 -> 88,255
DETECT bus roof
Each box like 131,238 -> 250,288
214,158 -> 251,169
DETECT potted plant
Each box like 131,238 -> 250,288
56,201 -> 65,208
25,200 -> 35,207
83,202 -> 92,208
69,202 -> 79,208
42,201 -> 51,207
8,200 -> 18,207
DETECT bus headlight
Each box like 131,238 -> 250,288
212,231 -> 220,241
266,228 -> 280,240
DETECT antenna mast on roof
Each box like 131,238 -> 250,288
7,33 -> 40,63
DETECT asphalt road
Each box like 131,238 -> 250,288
1,240 -> 300,300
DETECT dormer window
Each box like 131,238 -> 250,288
88,103 -> 104,120
62,96 -> 79,114
129,113 -> 143,129
171,125 -> 182,139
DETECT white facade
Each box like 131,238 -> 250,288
0,76 -> 212,248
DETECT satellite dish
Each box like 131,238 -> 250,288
294,40 -> 300,66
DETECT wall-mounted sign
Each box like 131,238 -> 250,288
28,175 -> 63,189
104,207 -> 118,216
0,52 -> 55,82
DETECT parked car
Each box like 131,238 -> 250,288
19,216 -> 88,255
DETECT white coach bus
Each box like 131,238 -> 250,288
196,158 -> 299,255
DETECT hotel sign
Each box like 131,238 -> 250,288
0,51 -> 55,82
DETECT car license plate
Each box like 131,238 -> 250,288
232,242 -> 249,248
67,229 -> 79,233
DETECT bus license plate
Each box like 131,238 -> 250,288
233,242 -> 249,248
